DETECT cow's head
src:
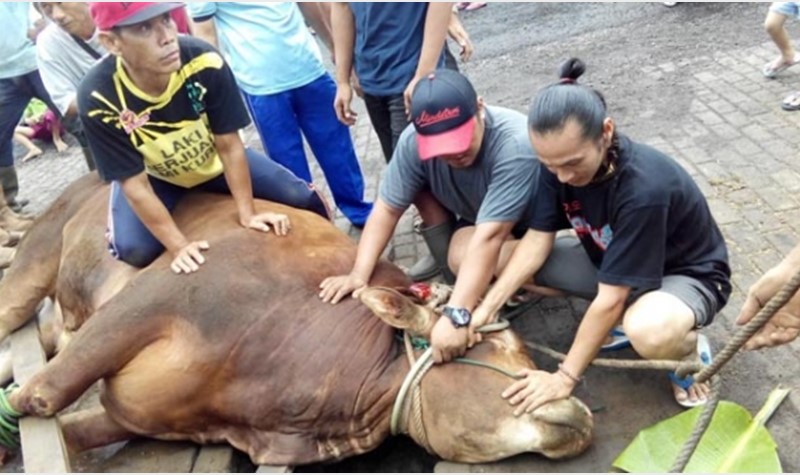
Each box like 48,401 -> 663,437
359,287 -> 593,463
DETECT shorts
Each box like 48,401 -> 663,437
533,235 -> 722,327
770,2 -> 800,19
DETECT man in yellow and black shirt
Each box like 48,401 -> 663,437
79,2 -> 329,274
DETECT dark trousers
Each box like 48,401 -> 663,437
0,69 -> 60,167
362,93 -> 408,163
107,148 -> 328,268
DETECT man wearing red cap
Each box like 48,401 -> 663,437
320,69 -> 540,363
79,2 -> 329,275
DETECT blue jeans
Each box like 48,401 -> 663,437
0,69 -> 59,167
242,73 -> 372,227
107,148 -> 329,268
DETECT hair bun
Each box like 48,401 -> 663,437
558,58 -> 586,82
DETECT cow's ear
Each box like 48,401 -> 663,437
359,286 -> 436,337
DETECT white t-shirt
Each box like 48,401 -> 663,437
36,23 -> 106,115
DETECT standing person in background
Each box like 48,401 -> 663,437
0,3 -> 62,213
332,2 -> 455,281
35,1 -> 108,171
189,2 -> 373,228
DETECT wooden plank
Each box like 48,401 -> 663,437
256,464 -> 293,473
97,439 -> 197,473
192,445 -> 236,472
10,319 -> 71,473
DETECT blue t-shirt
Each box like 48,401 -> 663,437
0,3 -> 38,79
187,2 -> 325,95
350,2 -> 444,96
529,134 -> 732,306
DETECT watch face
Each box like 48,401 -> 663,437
444,306 -> 471,328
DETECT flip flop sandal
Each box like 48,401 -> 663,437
763,53 -> 800,79
781,91 -> 800,111
668,333 -> 712,408
600,325 -> 631,352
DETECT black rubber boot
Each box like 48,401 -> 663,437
408,221 -> 456,284
0,167 -> 28,213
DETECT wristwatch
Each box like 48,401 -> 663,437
442,306 -> 472,329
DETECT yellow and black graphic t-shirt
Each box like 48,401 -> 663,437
78,36 -> 250,188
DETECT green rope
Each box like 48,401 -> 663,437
453,357 -> 522,380
0,384 -> 21,449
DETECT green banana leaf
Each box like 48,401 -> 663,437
613,387 -> 789,473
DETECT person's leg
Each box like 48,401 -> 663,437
763,4 -> 799,77
532,234 -> 600,300
61,116 -> 95,171
50,116 -> 68,153
241,89 -> 312,182
362,94 -> 395,163
622,275 -> 719,406
200,149 -> 331,220
0,76 -> 34,210
448,223 -> 522,276
293,74 -> 373,227
13,127 -> 43,162
386,94 -> 410,154
107,177 -> 185,268
443,42 -> 460,72
406,189 -> 455,282
26,69 -> 61,122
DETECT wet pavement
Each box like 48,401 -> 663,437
4,2 -> 800,472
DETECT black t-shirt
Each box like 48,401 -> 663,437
78,36 -> 250,188
529,134 -> 732,306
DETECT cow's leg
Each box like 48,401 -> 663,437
5,288 -> 171,417
0,175 -> 104,342
0,303 -> 58,385
61,406 -> 134,453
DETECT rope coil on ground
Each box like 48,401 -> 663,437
0,383 -> 21,449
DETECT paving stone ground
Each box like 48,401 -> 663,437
5,18 -> 800,473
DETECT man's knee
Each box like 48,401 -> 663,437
765,12 -> 787,34
624,292 -> 694,359
111,239 -> 162,268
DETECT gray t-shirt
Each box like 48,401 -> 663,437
380,106 -> 539,225
36,24 -> 106,115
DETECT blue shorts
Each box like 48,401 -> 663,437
770,2 -> 800,19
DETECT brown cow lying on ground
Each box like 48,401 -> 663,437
0,174 -> 592,466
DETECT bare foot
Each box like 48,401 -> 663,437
21,147 -> 43,162
672,379 -> 710,407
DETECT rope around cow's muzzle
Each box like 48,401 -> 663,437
391,319 -> 517,455
0,384 -> 21,449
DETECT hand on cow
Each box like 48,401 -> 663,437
736,261 -> 800,350
430,316 -> 471,364
170,241 -> 210,275
318,273 -> 367,304
502,369 -> 576,417
245,212 -> 291,236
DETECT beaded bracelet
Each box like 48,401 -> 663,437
558,364 -> 582,384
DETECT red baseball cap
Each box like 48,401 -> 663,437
411,69 -> 479,161
89,2 -> 184,31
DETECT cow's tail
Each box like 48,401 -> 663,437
0,174 -> 104,343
